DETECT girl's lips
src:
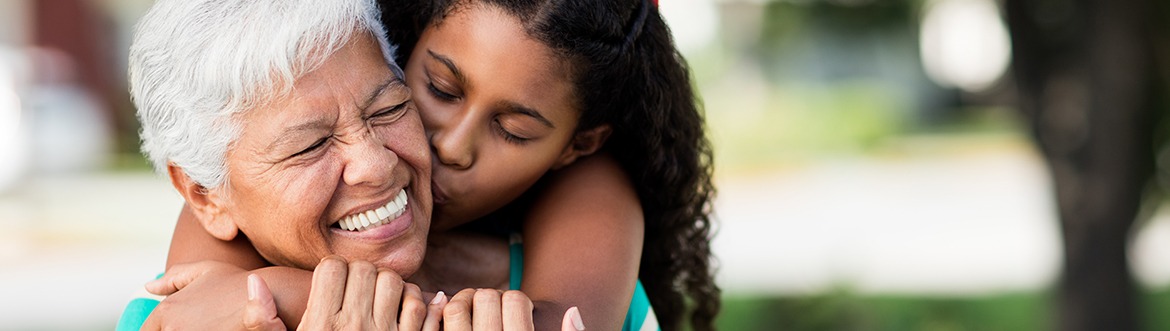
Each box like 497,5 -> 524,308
431,180 -> 449,205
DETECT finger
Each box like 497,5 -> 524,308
443,288 -> 477,331
472,289 -> 503,331
341,260 -> 379,323
395,283 -> 425,331
145,262 -> 209,295
243,274 -> 286,331
421,291 -> 447,331
500,290 -> 534,331
301,256 -> 349,326
372,269 -> 405,329
562,306 -> 585,331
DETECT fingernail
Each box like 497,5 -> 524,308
431,291 -> 446,305
247,274 -> 260,301
569,306 -> 585,331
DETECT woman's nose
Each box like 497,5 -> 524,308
430,115 -> 475,170
341,131 -> 398,188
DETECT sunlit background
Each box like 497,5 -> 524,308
2,0 -> 1170,330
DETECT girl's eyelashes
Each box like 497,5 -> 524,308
426,81 -> 459,101
493,119 -> 531,145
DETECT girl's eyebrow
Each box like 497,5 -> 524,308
426,49 -> 466,84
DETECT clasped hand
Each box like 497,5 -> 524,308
141,257 -> 585,330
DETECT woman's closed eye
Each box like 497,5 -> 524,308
369,101 -> 410,123
291,136 -> 330,158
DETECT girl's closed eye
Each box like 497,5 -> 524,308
493,118 -> 533,144
426,80 -> 459,101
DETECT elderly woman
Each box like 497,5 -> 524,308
118,0 -> 565,329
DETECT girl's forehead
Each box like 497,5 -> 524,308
419,4 -> 579,121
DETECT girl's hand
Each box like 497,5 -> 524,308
145,260 -> 246,296
139,263 -> 257,330
295,256 -> 435,331
442,288 -> 586,331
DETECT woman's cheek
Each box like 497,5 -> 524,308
386,113 -> 431,168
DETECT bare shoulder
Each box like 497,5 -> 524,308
533,153 -> 640,219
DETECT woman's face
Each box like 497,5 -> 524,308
405,4 -> 581,230
212,33 -> 432,276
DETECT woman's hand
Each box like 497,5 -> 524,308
442,288 -> 586,331
293,256 -> 436,330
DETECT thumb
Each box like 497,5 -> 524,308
145,263 -> 210,295
243,274 -> 286,331
562,306 -> 585,331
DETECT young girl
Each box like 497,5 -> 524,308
152,0 -> 718,329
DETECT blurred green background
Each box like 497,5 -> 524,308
2,0 -> 1170,330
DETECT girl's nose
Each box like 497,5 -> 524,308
430,114 -> 476,170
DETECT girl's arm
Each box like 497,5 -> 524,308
143,263 -> 313,330
166,205 -> 268,269
522,153 -> 645,331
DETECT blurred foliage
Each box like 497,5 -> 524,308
714,285 -> 1170,331
698,0 -> 1008,176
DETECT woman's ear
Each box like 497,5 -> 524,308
167,163 -> 240,241
553,124 -> 612,169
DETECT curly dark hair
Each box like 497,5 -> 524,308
380,0 -> 720,329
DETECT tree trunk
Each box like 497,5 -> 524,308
1004,0 -> 1163,330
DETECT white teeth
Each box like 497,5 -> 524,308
335,188 -> 410,232
358,213 -> 371,227
364,210 -> 379,225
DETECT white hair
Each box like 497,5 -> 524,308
130,0 -> 397,188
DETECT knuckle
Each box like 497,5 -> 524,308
442,298 -> 470,315
402,297 -> 426,317
501,290 -> 531,306
444,300 -> 471,319
350,260 -> 376,276
377,269 -> 403,284
317,257 -> 347,273
452,288 -> 477,300
473,288 -> 500,302
404,282 -> 420,293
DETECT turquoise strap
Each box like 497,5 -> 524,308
509,233 -> 524,290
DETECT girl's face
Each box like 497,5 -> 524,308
404,4 -> 582,231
